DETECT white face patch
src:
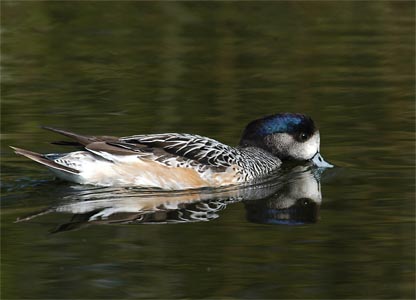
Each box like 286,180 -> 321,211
295,131 -> 320,160
269,131 -> 320,160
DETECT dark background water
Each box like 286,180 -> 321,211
1,2 -> 415,299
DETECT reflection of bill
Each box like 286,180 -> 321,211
17,165 -> 325,232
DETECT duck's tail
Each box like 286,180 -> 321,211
41,126 -> 119,146
42,126 -> 95,146
10,146 -> 79,175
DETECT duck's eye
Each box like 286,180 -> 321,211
299,132 -> 308,141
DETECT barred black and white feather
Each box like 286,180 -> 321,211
119,133 -> 239,168
118,133 -> 282,181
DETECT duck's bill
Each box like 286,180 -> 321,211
310,152 -> 334,168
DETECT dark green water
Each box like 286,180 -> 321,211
1,2 -> 415,299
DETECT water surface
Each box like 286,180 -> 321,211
1,2 -> 415,299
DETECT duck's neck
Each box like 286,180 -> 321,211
235,146 -> 282,180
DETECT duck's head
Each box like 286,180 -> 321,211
239,113 -> 333,168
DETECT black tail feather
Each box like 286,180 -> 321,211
42,126 -> 95,146
51,141 -> 83,146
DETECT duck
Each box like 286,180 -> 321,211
11,113 -> 333,190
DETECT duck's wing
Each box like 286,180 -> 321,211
41,127 -> 239,168
114,133 -> 240,168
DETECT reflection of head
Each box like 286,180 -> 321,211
244,169 -> 322,225
245,197 -> 320,225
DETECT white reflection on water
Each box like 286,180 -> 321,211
16,165 -> 328,232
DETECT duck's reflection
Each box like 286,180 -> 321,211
17,166 -> 325,232
244,168 -> 321,225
